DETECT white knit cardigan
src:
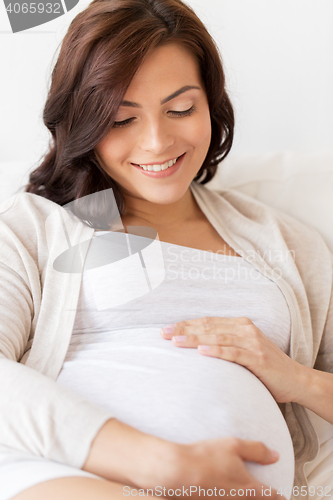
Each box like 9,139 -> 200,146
0,181 -> 332,500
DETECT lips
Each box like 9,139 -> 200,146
132,152 -> 186,178
132,154 -> 183,167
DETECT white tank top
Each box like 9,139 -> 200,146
57,230 -> 294,492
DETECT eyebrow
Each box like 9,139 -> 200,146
120,85 -> 201,108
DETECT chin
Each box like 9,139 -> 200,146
143,194 -> 182,205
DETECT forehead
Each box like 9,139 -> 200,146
126,43 -> 202,94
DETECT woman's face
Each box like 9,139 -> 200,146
94,42 -> 212,207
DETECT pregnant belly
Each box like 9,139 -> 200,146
57,328 -> 295,493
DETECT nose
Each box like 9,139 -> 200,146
138,116 -> 175,155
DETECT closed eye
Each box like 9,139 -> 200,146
168,105 -> 196,117
112,117 -> 135,128
112,105 -> 196,128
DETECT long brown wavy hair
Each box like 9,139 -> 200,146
25,0 -> 234,227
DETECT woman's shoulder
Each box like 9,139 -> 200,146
192,180 -> 289,223
192,181 -> 333,274
0,192 -> 95,278
0,191 -> 59,219
194,181 -> 330,249
0,191 -> 87,228
0,191 -> 92,249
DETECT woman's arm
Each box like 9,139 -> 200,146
295,283 -> 333,423
294,366 -> 333,424
0,239 -> 113,466
82,418 -> 282,499
82,418 -> 178,487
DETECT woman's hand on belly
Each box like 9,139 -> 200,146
174,436 -> 284,500
160,316 -> 303,404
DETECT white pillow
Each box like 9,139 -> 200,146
206,150 -> 333,254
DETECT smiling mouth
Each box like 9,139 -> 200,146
132,154 -> 183,172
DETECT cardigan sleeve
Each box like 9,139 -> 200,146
313,252 -> 333,373
0,216 -> 114,468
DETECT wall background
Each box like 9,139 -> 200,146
0,0 -> 332,171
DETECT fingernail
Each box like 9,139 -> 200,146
198,345 -> 210,351
173,335 -> 186,342
270,450 -> 279,459
161,324 -> 176,334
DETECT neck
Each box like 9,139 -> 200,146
120,187 -> 202,231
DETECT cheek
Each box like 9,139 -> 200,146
189,112 -> 211,148
95,136 -> 130,167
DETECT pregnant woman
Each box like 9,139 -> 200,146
0,1 -> 332,499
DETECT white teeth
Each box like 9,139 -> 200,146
138,156 -> 178,172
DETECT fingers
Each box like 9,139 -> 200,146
234,439 -> 280,465
164,331 -> 256,372
160,317 -> 252,337
160,329 -> 258,371
160,318 -> 257,339
177,316 -> 253,327
169,332 -> 249,349
231,439 -> 286,498
160,328 -> 252,347
161,323 -> 239,337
